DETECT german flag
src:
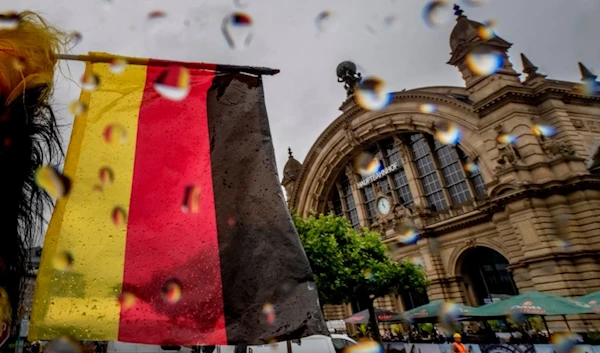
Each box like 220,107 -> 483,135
29,54 -> 327,346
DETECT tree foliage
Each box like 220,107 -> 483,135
293,213 -> 428,306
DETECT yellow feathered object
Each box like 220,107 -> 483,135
0,11 -> 67,346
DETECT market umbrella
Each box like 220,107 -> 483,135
468,291 -> 596,317
579,291 -> 600,307
401,300 -> 476,321
344,308 -> 401,324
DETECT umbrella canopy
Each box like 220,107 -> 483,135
344,308 -> 401,324
579,291 -> 600,307
468,291 -> 597,317
401,300 -> 476,321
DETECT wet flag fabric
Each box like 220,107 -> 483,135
29,54 -> 327,345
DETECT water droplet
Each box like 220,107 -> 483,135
344,340 -> 382,353
423,1 -> 452,28
92,185 -> 103,194
233,0 -> 248,8
0,12 -> 20,30
45,336 -> 82,353
278,280 -> 294,298
477,20 -> 496,40
68,31 -> 82,46
80,73 -> 100,91
103,124 -> 128,145
147,10 -> 167,20
34,166 -> 71,199
419,103 -> 438,113
111,206 -> 127,227
497,134 -> 517,144
577,79 -> 599,96
466,50 -> 503,75
53,251 -> 74,271
11,56 -> 26,71
410,256 -> 425,268
315,10 -> 335,33
463,0 -> 486,6
439,302 -> 461,331
355,77 -> 392,111
69,100 -> 88,116
362,268 -> 374,280
532,124 -> 556,138
181,185 -> 201,213
99,167 -> 115,186
154,66 -> 190,101
109,58 -> 128,74
227,217 -> 236,226
222,12 -> 254,49
551,333 -> 582,353
397,219 -> 419,244
162,279 -> 182,303
262,303 -> 276,325
118,291 -> 137,309
463,161 -> 480,174
434,121 -> 462,145
353,152 -> 382,177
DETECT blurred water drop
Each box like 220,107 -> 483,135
154,66 -> 190,101
147,10 -> 167,20
181,185 -> 201,213
69,100 -> 88,116
353,152 -> 382,177
103,124 -> 128,145
99,167 -> 115,186
439,302 -> 461,332
81,73 -> 100,92
397,220 -> 419,244
551,333 -> 582,353
420,103 -> 438,113
12,56 -> 26,71
423,1 -> 452,28
463,0 -> 486,5
92,184 -> 103,194
233,0 -> 248,8
34,166 -> 71,199
467,50 -> 503,75
578,80 -> 599,96
477,20 -> 496,40
410,256 -> 425,268
262,303 -> 276,325
362,268 -> 374,280
162,279 -> 183,303
45,336 -> 82,353
497,134 -> 517,144
222,12 -> 254,49
111,206 -> 127,227
53,251 -> 74,271
532,124 -> 556,138
227,217 -> 236,226
118,291 -> 137,309
0,12 -> 20,30
315,10 -> 335,33
434,121 -> 462,145
355,77 -> 392,111
68,31 -> 82,46
109,58 -> 127,74
344,340 -> 383,353
463,161 -> 480,174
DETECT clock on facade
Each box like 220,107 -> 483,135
376,196 -> 391,216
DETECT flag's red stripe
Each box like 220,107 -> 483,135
118,64 -> 226,345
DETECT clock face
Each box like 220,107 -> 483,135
377,197 -> 391,215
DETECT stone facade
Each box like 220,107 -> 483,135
282,9 -> 600,333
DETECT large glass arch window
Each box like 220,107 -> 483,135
409,134 -> 447,212
383,140 -> 414,208
340,174 -> 360,229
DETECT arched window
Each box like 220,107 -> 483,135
340,174 -> 360,229
383,140 -> 414,208
409,134 -> 447,212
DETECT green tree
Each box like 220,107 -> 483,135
293,213 -> 428,342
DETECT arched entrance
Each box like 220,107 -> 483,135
459,247 -> 518,306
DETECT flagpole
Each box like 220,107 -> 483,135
56,54 -> 280,76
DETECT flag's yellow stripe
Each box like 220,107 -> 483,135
29,62 -> 147,341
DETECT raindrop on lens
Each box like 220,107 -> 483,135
353,152 -> 382,177
355,77 -> 392,111
423,1 -> 452,28
92,184 -> 103,194
315,11 -> 335,33
111,206 -> 127,227
497,134 -> 517,144
222,12 -> 253,49
463,0 -> 486,6
154,66 -> 190,101
80,73 -> 100,92
53,250 -> 74,271
419,103 -> 437,113
363,268 -> 374,280
227,217 -> 236,226
466,50 -> 503,75
345,340 -> 383,353
262,303 -> 276,325
162,279 -> 183,303
477,20 -> 496,40
147,10 -> 167,20
69,100 -> 88,116
45,336 -> 82,353
34,166 -> 71,199
233,0 -> 248,8
463,161 -> 480,174
397,219 -> 419,244
531,124 -> 556,138
181,185 -> 201,213
103,124 -> 128,145
434,121 -> 462,145
68,31 -> 83,46
118,291 -> 137,309
109,58 -> 127,74
98,167 -> 114,186
411,256 -> 425,268
551,333 -> 582,353
0,12 -> 20,30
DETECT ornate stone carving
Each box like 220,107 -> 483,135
405,116 -> 415,130
343,122 -> 361,147
345,165 -> 355,180
336,61 -> 362,97
541,139 -> 575,158
495,124 -> 520,166
572,119 -> 584,129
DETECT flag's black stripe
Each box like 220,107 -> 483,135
206,74 -> 328,345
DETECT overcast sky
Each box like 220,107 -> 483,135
6,0 -> 600,177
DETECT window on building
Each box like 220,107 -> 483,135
331,188 -> 344,217
409,134 -> 447,211
433,140 -> 472,205
400,289 -> 430,311
341,175 -> 360,229
457,149 -> 486,197
384,141 -> 414,208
